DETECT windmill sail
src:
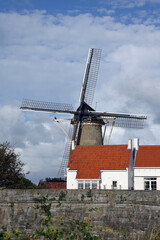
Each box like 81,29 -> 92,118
79,48 -> 102,106
57,125 -> 74,178
74,48 -> 102,145
88,111 -> 147,128
100,116 -> 145,128
21,99 -> 75,114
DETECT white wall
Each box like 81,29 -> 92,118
66,168 -> 77,189
100,170 -> 129,190
134,177 -> 144,190
134,168 -> 160,190
67,169 -> 129,189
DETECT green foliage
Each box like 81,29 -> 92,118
87,190 -> 92,198
0,195 -> 99,239
58,191 -> 66,202
0,226 -> 10,240
38,182 -> 48,189
33,195 -> 99,240
81,194 -> 85,201
0,142 -> 35,189
89,207 -> 97,212
150,228 -> 160,240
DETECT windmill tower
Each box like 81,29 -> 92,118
20,48 -> 147,178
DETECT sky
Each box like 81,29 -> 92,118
1,0 -> 160,184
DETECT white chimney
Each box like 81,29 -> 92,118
127,139 -> 132,149
71,140 -> 75,150
133,138 -> 139,150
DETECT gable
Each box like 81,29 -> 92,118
68,145 -> 131,179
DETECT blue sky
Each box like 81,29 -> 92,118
1,0 -> 160,23
1,0 -> 160,184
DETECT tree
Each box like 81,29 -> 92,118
0,142 -> 35,189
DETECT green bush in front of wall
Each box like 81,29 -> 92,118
0,195 -> 99,240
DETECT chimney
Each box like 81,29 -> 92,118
127,139 -> 132,150
71,140 -> 75,150
133,138 -> 139,150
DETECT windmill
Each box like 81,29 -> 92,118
20,48 -> 147,178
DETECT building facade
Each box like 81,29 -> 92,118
67,144 -> 133,190
67,139 -> 160,190
134,146 -> 160,190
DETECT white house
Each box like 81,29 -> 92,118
67,139 -> 160,190
134,145 -> 160,190
67,143 -> 133,190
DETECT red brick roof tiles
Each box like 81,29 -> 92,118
68,145 -> 131,179
135,146 -> 160,167
38,181 -> 66,189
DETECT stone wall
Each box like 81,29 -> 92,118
0,189 -> 160,239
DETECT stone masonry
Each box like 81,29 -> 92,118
0,189 -> 160,239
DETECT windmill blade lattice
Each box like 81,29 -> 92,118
101,117 -> 145,128
21,99 -> 74,114
80,48 -> 102,106
58,125 -> 74,178
89,110 -> 147,129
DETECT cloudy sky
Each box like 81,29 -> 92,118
1,0 -> 160,184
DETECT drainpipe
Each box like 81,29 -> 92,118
132,138 -> 139,190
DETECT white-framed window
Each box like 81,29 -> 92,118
78,181 -> 83,189
85,181 -> 90,189
77,180 -> 99,189
112,181 -> 117,189
92,181 -> 97,189
144,178 -> 157,190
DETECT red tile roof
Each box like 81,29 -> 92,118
68,145 -> 131,179
38,181 -> 66,189
135,146 -> 160,167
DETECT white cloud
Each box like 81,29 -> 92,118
105,44 -> 160,116
102,0 -> 146,9
97,8 -> 115,15
1,10 -> 160,183
102,0 -> 160,9
0,104 -> 67,183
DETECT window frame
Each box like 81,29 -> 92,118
85,181 -> 90,189
77,180 -> 99,189
92,181 -> 97,189
112,181 -> 117,189
144,177 -> 157,190
78,181 -> 84,189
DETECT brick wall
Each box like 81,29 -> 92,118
38,181 -> 66,189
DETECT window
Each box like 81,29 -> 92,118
78,182 -> 83,189
144,178 -> 157,190
144,181 -> 150,190
112,181 -> 117,189
92,182 -> 97,189
77,180 -> 98,189
85,182 -> 90,189
151,181 -> 157,190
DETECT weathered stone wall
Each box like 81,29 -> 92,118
0,189 -> 160,239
